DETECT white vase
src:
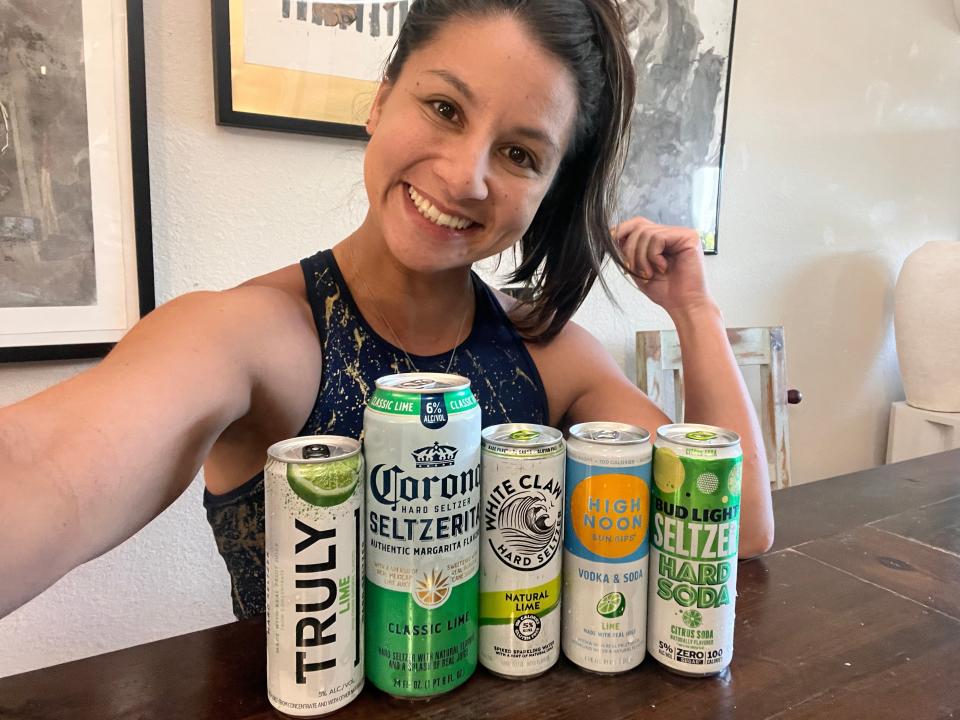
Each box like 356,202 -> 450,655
894,241 -> 960,412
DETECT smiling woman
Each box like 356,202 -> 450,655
360,16 -> 579,282
366,0 -> 636,342
0,0 -> 772,643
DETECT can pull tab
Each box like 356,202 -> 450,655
302,444 -> 331,460
399,378 -> 436,390
594,430 -> 621,441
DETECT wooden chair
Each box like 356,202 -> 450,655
635,326 -> 801,490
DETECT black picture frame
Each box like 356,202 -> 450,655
710,0 -> 739,256
0,0 -> 155,363
212,0 -> 385,140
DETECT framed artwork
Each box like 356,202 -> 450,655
213,0 -> 413,139
0,0 -> 154,362
619,0 -> 739,254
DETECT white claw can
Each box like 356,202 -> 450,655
562,422 -> 652,674
265,436 -> 364,717
479,423 -> 565,679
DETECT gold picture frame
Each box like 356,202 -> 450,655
212,0 -> 410,139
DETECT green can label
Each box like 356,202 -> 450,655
365,576 -> 478,694
647,441 -> 742,675
367,388 -> 478,417
363,381 -> 481,697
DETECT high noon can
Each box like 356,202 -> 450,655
562,422 -> 652,674
648,424 -> 743,676
265,436 -> 364,717
479,423 -> 565,679
363,373 -> 481,698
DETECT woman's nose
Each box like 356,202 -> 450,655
434,139 -> 490,202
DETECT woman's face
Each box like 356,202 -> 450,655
363,15 -> 579,274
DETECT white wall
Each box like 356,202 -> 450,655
1,0 -> 958,677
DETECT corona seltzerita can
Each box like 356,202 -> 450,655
363,373 -> 481,699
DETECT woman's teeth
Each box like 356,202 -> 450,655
408,186 -> 474,230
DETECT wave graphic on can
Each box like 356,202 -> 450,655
497,492 -> 558,555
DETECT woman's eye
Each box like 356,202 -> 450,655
505,146 -> 534,169
431,100 -> 458,121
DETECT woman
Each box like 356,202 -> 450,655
0,0 -> 773,620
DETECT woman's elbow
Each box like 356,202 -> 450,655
739,526 -> 775,559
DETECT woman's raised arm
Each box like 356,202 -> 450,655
613,217 -> 774,556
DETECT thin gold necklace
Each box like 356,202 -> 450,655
348,245 -> 470,375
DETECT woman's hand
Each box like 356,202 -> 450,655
612,216 -> 712,317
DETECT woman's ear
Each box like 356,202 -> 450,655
366,81 -> 394,136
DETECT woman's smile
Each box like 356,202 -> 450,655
406,184 -> 477,231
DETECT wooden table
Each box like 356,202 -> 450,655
3,450 -> 960,719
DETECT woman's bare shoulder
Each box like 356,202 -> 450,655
239,262 -> 308,298
158,262 -> 313,351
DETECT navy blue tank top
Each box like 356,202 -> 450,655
205,249 -> 548,618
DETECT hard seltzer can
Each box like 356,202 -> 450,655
265,436 -> 364,717
479,423 -> 565,679
363,373 -> 481,698
648,423 -> 743,676
562,422 -> 652,674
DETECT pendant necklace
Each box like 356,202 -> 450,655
349,246 -> 470,375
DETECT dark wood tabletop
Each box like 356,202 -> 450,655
3,450 -> 960,720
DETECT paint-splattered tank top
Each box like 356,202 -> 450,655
204,249 -> 549,619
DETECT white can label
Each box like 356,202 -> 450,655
561,454 -> 651,673
479,444 -> 564,677
265,458 -> 364,716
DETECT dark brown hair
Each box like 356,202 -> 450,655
384,0 -> 636,342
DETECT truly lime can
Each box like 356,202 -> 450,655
647,423 -> 743,676
265,436 -> 364,717
562,422 -> 652,674
363,373 -> 481,698
479,423 -> 565,679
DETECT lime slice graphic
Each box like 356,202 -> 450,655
287,456 -> 360,507
509,429 -> 541,441
728,464 -> 742,495
654,448 -> 685,493
415,569 -> 451,608
696,472 -> 720,494
596,591 -> 625,618
682,610 -> 703,628
685,430 -> 717,441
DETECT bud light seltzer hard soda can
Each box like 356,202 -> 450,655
479,423 -> 565,679
562,422 -> 652,674
648,424 -> 742,676
363,373 -> 481,698
265,436 -> 364,717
